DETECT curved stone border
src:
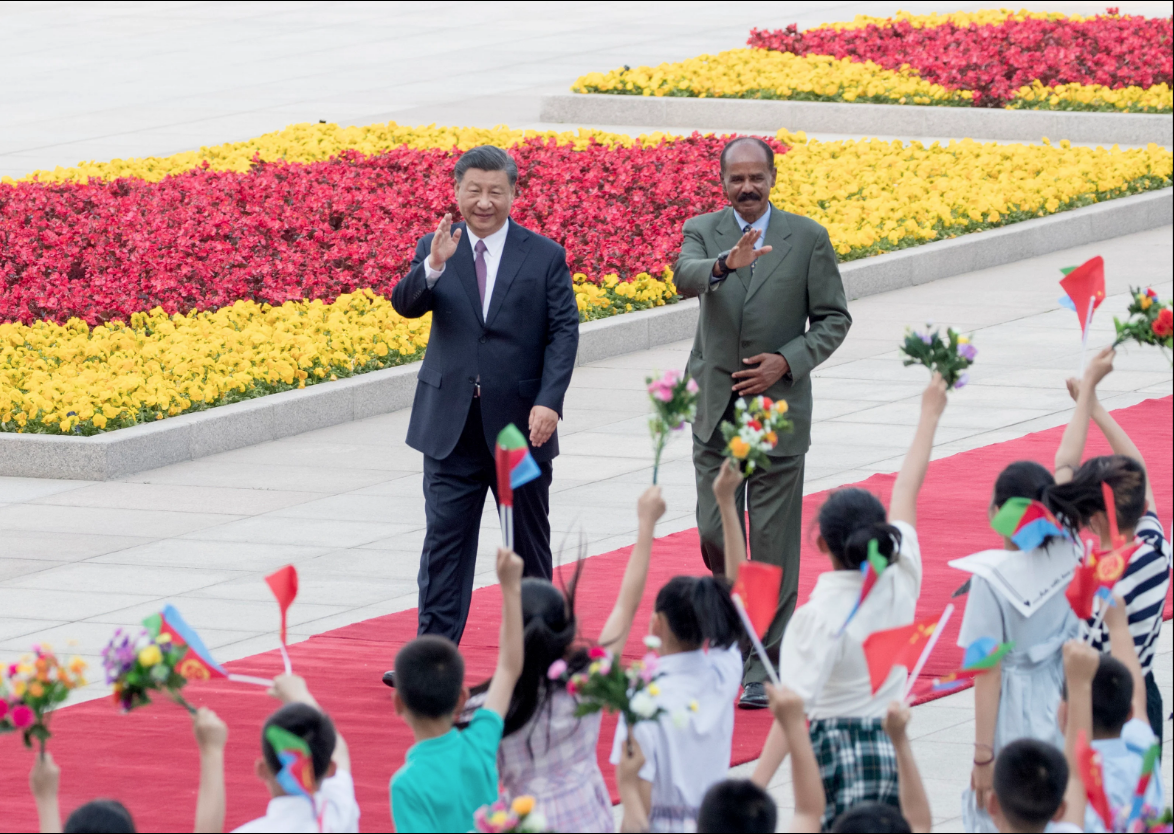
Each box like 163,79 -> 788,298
539,95 -> 1173,146
1,188 -> 1169,481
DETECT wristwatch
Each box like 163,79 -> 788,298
714,249 -> 733,279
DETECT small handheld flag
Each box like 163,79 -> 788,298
990,497 -> 1067,551
902,604 -> 953,701
732,562 -> 783,638
265,565 -> 298,675
731,593 -> 780,687
861,616 -> 939,694
495,424 -> 541,550
1124,743 -> 1161,830
1059,256 -> 1105,372
265,725 -> 316,799
145,605 -> 271,688
1076,730 -> 1115,828
931,637 -> 1014,693
837,539 -> 888,635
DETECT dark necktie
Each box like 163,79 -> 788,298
744,224 -> 755,275
474,239 -> 488,308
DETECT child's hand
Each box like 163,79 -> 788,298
765,683 -> 805,727
922,372 -> 948,418
713,457 -> 744,505
1082,345 -> 1115,388
30,751 -> 59,800
637,485 -> 666,527
270,673 -> 315,707
882,700 -> 911,742
617,733 -> 646,786
193,707 -> 228,753
1062,639 -> 1100,687
496,547 -> 524,591
1065,377 -> 1085,403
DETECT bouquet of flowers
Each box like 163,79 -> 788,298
103,626 -> 194,714
473,795 -> 549,833
646,369 -> 698,483
1,645 -> 87,750
900,324 -> 976,388
1114,287 -> 1172,365
720,395 -> 793,476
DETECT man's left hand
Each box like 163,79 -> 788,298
732,353 -> 789,395
529,405 -> 559,447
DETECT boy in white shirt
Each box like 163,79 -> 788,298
233,674 -> 360,833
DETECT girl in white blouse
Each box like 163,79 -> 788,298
747,374 -> 948,828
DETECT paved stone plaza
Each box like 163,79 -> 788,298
1,2 -> 1172,830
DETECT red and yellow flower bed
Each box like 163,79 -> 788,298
1,121 -> 1170,436
573,9 -> 1173,113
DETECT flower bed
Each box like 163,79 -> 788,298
573,9 -> 1172,112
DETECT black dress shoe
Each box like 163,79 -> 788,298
738,681 -> 768,709
381,670 -> 395,688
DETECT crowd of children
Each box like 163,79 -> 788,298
21,346 -> 1173,832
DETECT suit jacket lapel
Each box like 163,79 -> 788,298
485,221 -> 530,328
745,208 -> 793,303
450,224 -> 485,327
714,209 -> 751,291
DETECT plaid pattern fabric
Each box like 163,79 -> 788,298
808,716 -> 900,829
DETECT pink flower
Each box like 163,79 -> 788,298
0,700 -> 8,720
686,379 -> 698,394
11,705 -> 34,728
654,386 -> 673,402
588,646 -> 609,660
547,659 -> 568,680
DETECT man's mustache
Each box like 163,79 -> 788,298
737,191 -> 762,202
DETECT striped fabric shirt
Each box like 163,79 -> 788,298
1088,512 -> 1172,676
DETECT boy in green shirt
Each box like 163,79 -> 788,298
389,547 -> 524,832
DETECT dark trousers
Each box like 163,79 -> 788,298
693,394 -> 805,684
1145,671 -> 1164,751
417,398 -> 552,643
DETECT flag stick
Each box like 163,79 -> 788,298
278,643 -> 292,676
1084,594 -> 1110,645
229,674 -> 275,687
499,504 -> 513,551
1079,294 -> 1096,374
731,593 -> 781,687
903,604 -> 954,702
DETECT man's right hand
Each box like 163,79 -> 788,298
428,213 -> 463,271
725,227 -> 773,271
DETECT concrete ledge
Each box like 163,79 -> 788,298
539,95 -> 1174,146
1,188 -> 1169,480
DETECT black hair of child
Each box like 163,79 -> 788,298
697,779 -> 778,833
993,460 -> 1082,543
817,487 -> 902,570
654,575 -> 743,650
1091,654 -> 1135,735
993,738 -> 1069,829
262,702 -> 338,782
63,799 -> 136,833
1051,455 -> 1148,531
830,801 -> 911,833
394,634 -> 466,719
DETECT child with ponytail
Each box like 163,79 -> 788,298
609,520 -> 747,831
748,374 -> 949,828
959,347 -> 1116,832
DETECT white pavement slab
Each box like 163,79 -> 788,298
2,227 -> 1171,827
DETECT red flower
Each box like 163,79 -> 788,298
588,646 -> 609,659
747,419 -> 763,431
1153,308 -> 1173,338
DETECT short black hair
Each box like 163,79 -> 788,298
719,137 -> 774,174
831,801 -> 911,832
697,779 -> 777,833
261,702 -> 337,782
395,635 -> 465,718
993,739 -> 1068,829
64,799 -> 136,833
453,144 -> 518,186
1091,654 -> 1134,735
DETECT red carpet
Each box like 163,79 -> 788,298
1,397 -> 1169,832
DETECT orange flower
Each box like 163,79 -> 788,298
728,437 -> 751,459
774,400 -> 789,414
28,680 -> 44,698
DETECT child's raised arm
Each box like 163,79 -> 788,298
713,458 -> 747,582
270,674 -> 350,774
29,753 -> 62,834
883,702 -> 932,833
1077,384 -> 1158,516
1054,346 -> 1115,484
599,486 -> 666,651
616,736 -> 651,833
1104,593 -> 1149,725
889,374 -> 948,527
1059,640 -> 1100,828
766,684 -> 824,833
193,707 -> 227,834
485,547 -> 525,717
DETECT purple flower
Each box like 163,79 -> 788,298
958,343 -> 978,361
917,332 -> 933,345
954,372 -> 970,389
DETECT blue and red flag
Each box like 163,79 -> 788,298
495,423 -> 541,506
837,539 -> 889,635
990,497 -> 1067,551
265,725 -> 316,798
144,604 -> 228,681
931,636 -> 1013,693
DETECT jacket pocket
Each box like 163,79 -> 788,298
418,366 -> 442,389
518,378 -> 541,398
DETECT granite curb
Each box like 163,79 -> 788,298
539,95 -> 1174,146
2,188 -> 1169,481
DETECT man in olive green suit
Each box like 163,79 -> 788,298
675,138 -> 851,707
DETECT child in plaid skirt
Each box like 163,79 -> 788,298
749,376 -> 948,827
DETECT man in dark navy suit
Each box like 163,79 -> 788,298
388,145 -> 579,653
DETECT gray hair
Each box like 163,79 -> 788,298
453,145 -> 518,186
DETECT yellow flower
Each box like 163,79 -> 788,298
69,656 -> 87,674
728,437 -> 751,459
647,683 -> 661,696
689,699 -> 700,712
774,400 -> 789,414
957,335 -> 969,344
28,681 -> 44,698
511,796 -> 536,816
1139,294 -> 1153,310
138,645 -> 163,667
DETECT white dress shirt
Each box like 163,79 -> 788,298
423,219 -> 510,319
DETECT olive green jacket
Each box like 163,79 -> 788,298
675,206 -> 851,456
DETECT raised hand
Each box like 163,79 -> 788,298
712,457 -> 744,506
1082,345 -> 1115,388
637,485 -> 666,527
428,213 -> 463,270
726,227 -> 773,271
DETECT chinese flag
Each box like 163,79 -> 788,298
265,565 -> 299,645
734,562 -> 783,638
1077,731 -> 1115,827
861,617 -> 938,694
1059,256 -> 1106,337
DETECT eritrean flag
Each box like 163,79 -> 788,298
143,604 -> 228,681
265,725 -> 316,798
495,423 -> 541,505
931,637 -> 1013,693
837,539 -> 888,635
990,497 -> 1066,551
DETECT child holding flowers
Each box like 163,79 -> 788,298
748,373 -> 947,827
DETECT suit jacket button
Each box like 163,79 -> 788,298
479,335 -> 487,344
